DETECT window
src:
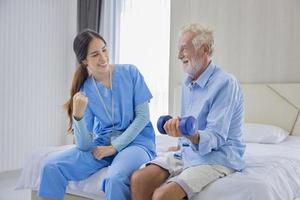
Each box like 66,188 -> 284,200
118,0 -> 170,134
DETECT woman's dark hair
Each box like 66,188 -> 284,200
64,29 -> 106,132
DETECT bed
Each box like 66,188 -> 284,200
16,83 -> 300,200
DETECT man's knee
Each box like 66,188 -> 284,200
131,169 -> 147,187
152,187 -> 167,200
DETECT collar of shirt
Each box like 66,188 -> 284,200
184,61 -> 216,89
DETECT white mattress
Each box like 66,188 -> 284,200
16,135 -> 300,200
195,136 -> 300,200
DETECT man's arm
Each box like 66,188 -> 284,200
195,79 -> 241,155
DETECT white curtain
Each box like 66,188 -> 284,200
118,0 -> 170,133
100,0 -> 170,134
99,0 -> 122,64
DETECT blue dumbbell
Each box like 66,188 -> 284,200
157,115 -> 196,136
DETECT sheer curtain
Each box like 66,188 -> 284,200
118,0 -> 170,134
99,0 -> 122,64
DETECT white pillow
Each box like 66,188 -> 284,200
243,123 -> 289,144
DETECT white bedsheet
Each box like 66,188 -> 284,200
16,135 -> 300,200
195,136 -> 300,200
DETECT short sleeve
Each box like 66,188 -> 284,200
130,65 -> 153,107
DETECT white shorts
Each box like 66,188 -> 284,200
147,152 -> 234,199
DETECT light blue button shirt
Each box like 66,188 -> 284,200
178,62 -> 246,171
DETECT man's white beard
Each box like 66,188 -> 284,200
184,57 -> 202,77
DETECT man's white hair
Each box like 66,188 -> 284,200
180,23 -> 214,56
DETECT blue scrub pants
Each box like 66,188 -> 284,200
37,145 -> 152,200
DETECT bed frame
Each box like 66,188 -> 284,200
241,83 -> 300,136
31,83 -> 300,200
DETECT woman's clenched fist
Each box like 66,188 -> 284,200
72,92 -> 88,120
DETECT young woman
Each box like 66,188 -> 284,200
37,30 -> 156,200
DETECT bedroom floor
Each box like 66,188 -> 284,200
0,170 -> 31,200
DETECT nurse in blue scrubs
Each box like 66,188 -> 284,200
37,29 -> 156,200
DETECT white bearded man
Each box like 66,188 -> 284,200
130,22 -> 246,200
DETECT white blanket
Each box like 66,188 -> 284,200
16,135 -> 300,200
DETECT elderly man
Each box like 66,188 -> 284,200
130,22 -> 246,200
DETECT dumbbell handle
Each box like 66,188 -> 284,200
157,115 -> 196,136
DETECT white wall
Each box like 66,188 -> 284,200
0,0 -> 77,172
169,0 -> 300,116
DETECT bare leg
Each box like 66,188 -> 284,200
152,182 -> 187,200
131,164 -> 169,200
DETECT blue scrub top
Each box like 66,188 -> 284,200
81,64 -> 156,154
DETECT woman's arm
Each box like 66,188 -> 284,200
73,116 -> 94,151
72,92 -> 94,151
111,101 -> 150,152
